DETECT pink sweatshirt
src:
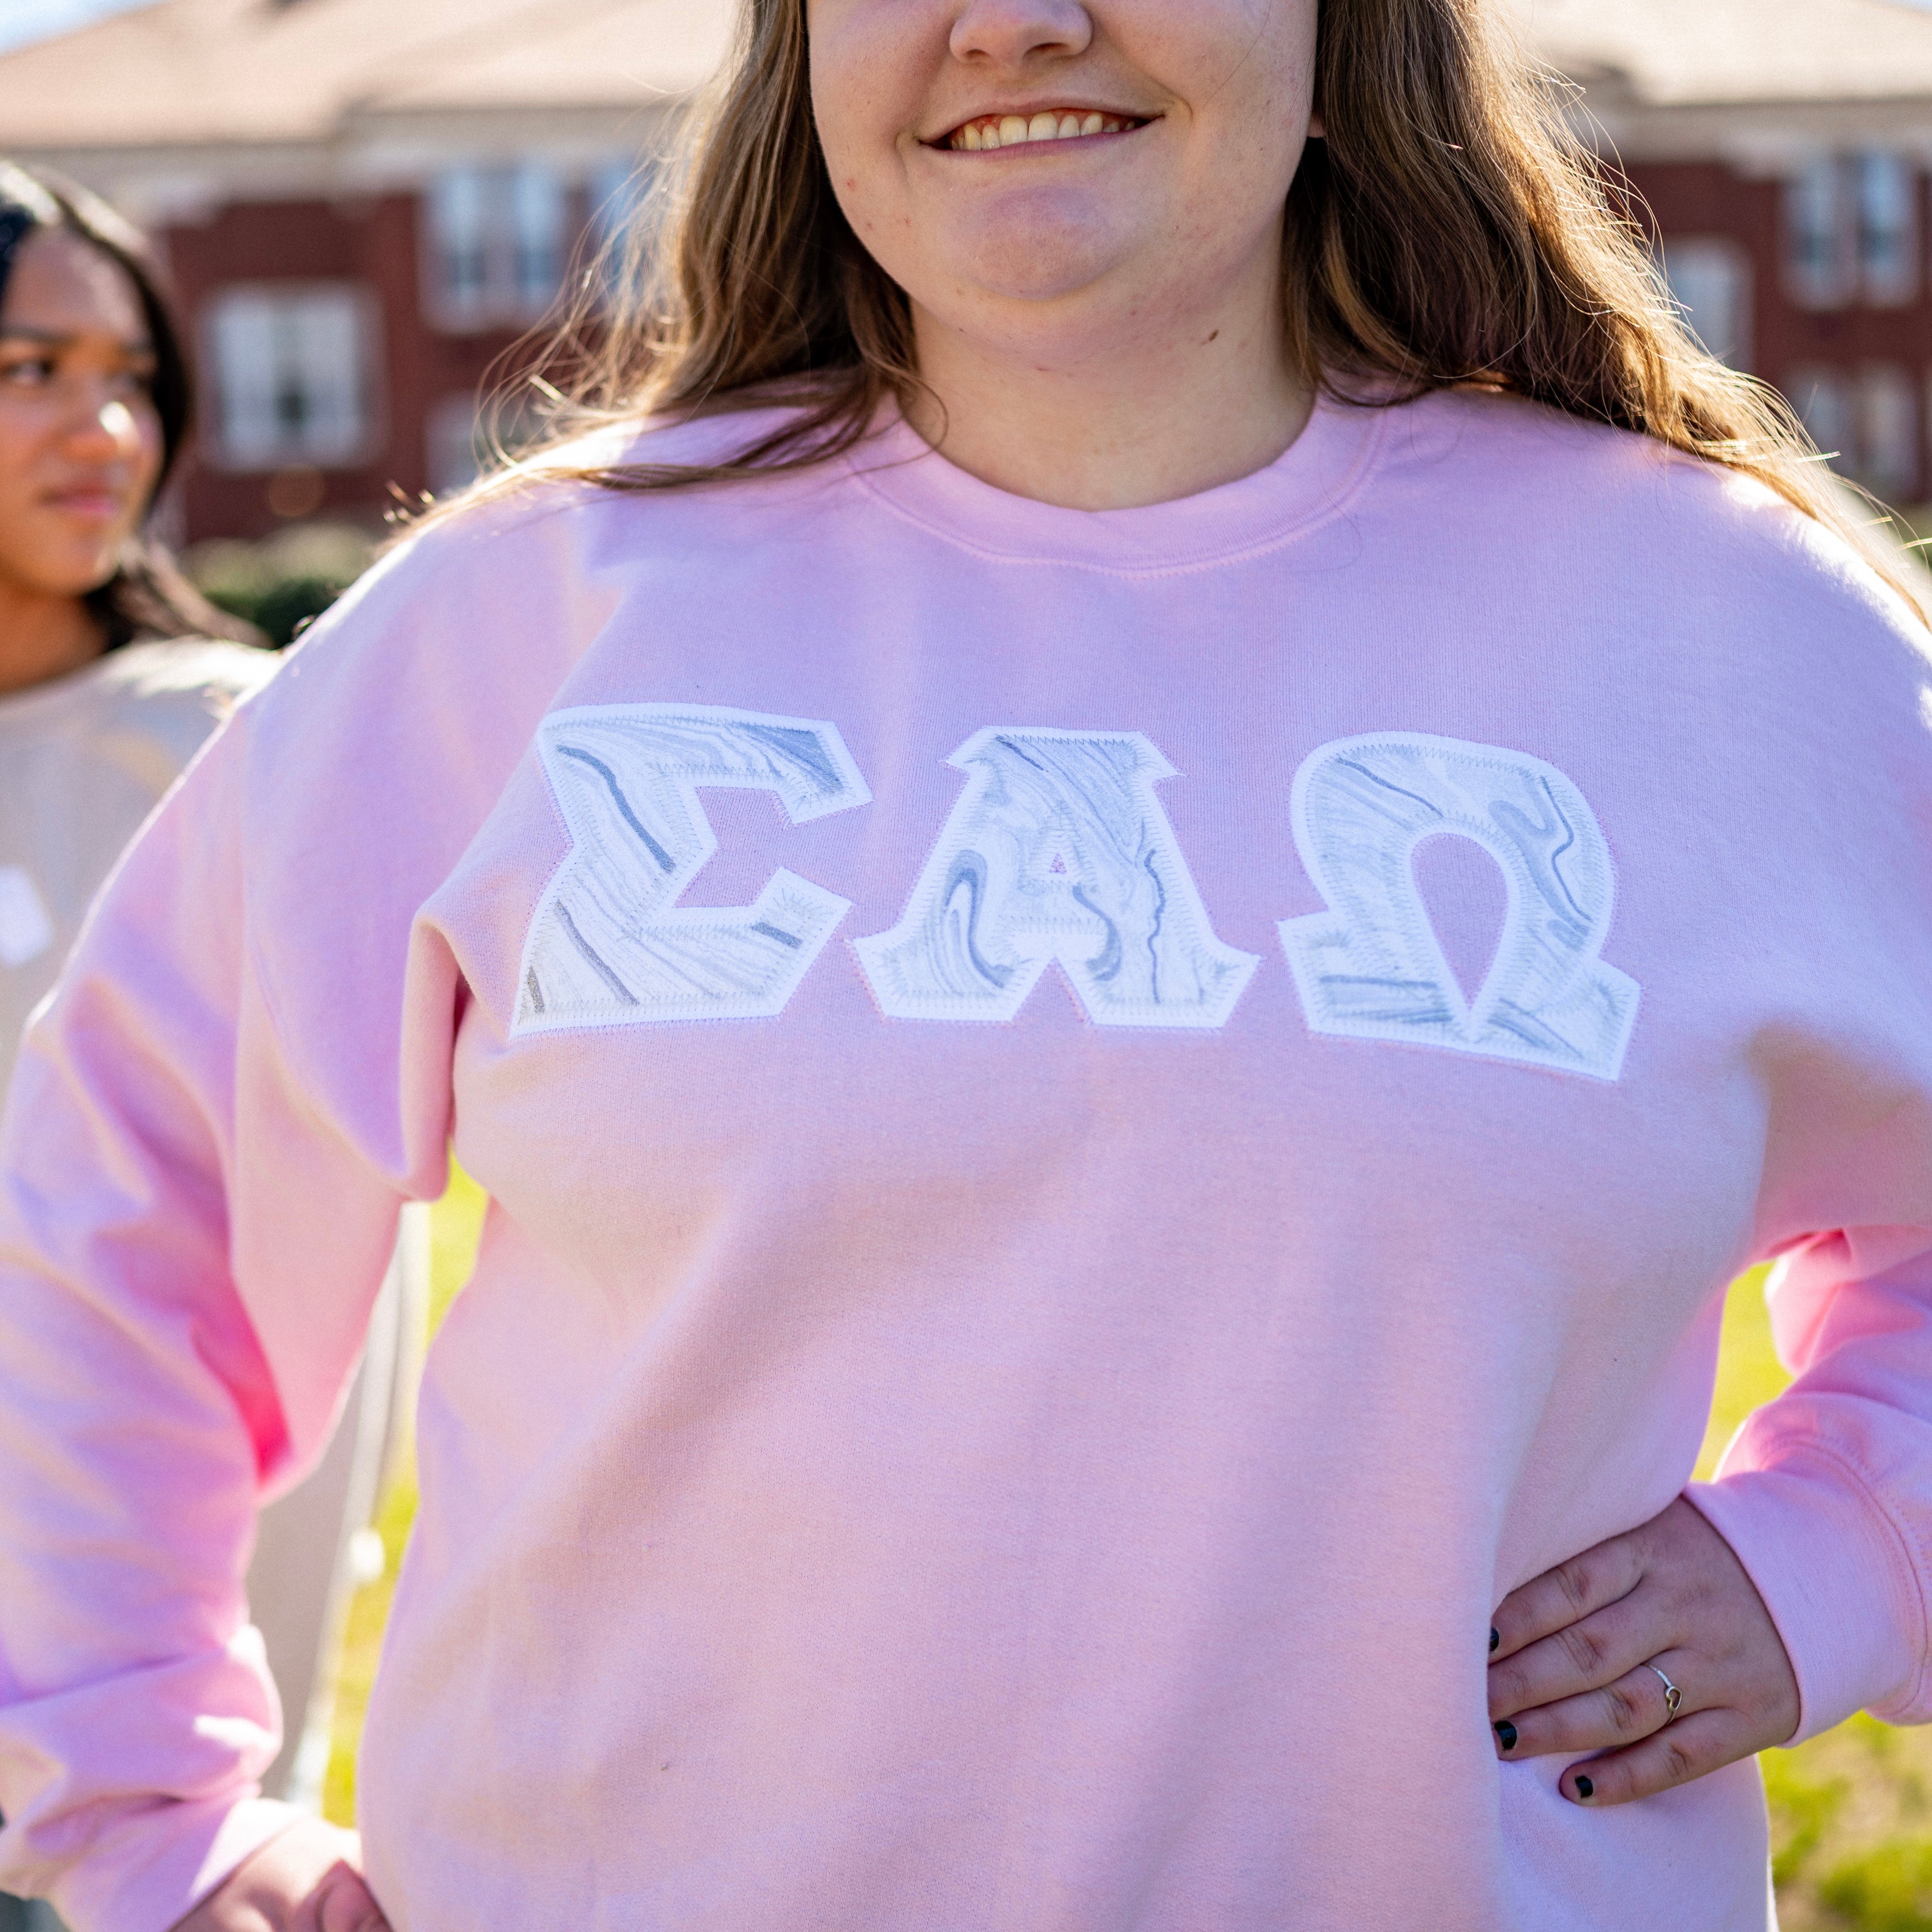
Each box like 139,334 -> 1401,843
3,389 -> 1931,1932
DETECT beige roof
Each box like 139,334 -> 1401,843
6,0 -> 1932,160
1519,0 -> 1932,107
0,0 -> 737,150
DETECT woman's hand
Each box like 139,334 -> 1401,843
1487,1496 -> 1800,1805
168,1820 -> 390,1932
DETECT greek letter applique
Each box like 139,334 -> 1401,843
854,727 -> 1258,1028
1278,732 -> 1639,1079
513,704 -> 871,1032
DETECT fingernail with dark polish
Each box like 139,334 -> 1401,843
1489,1627 -> 1499,1653
1573,1775 -> 1594,1801
1494,1721 -> 1517,1751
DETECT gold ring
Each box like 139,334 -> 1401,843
1647,1663 -> 1682,1721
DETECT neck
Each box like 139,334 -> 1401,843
904,258 -> 1313,512
0,580 -> 105,697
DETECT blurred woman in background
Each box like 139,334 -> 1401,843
0,165 -> 419,1932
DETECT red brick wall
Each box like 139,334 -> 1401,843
156,156 -> 1931,542
1626,158 -> 1932,499
161,193 -> 538,543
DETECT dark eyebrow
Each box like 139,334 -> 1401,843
0,325 -> 156,356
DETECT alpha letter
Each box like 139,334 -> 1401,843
854,727 -> 1256,1028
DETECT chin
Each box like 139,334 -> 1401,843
939,199 -> 1140,302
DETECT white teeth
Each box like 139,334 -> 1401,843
953,111 -> 1137,151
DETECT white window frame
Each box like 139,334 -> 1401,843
1855,152 -> 1919,307
202,281 -> 382,474
1789,366 -> 1853,470
1786,158 -> 1856,310
1854,363 -> 1918,501
1662,238 -> 1753,370
425,162 -> 570,331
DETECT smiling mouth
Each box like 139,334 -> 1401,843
943,110 -> 1150,152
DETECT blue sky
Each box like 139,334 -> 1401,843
0,0 -> 157,56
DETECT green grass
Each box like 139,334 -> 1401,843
321,1225 -> 1932,1926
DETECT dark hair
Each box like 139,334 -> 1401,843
0,161 -> 258,650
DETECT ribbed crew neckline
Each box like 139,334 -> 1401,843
844,391 -> 1388,575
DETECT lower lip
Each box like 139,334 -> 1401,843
47,494 -> 122,520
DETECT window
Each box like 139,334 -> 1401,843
427,164 -> 568,327
1790,367 -> 1853,466
1787,154 -> 1920,309
1856,153 -> 1918,306
1855,365 -> 1917,499
1662,240 -> 1751,369
588,155 -> 666,310
426,391 -> 546,499
205,284 -> 376,471
1788,365 -> 1920,501
1787,158 -> 1854,309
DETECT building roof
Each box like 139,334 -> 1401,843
0,0 -> 735,151
5,0 -> 1932,168
1518,0 -> 1932,107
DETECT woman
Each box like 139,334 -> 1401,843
0,162 -> 273,1068
0,165 -> 419,1912
2,2 -> 1929,1928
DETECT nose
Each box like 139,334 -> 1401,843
949,0 -> 1093,69
65,393 -> 141,464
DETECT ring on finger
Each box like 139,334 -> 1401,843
1646,1662 -> 1682,1721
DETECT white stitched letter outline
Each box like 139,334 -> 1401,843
514,704 -> 871,1032
1278,732 -> 1639,1079
854,727 -> 1258,1028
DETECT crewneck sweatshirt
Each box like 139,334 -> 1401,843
4,391 -> 1932,1932
0,639 -> 274,1093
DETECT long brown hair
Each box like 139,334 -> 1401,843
0,162 -> 258,651
500,0 -> 1924,617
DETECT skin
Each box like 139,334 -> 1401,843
171,4 -> 1799,1921
1490,1497 -> 1799,1804
170,1823 -> 386,1932
0,224 -> 162,696
809,0 -> 1320,508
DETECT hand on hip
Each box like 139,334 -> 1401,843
169,1821 -> 390,1932
1487,1495 -> 1800,1805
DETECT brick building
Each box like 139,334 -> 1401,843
4,0 -> 1932,538
1534,0 -> 1932,505
0,0 -> 727,541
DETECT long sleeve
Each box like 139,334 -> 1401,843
0,712 -> 417,1930
1690,1227 -> 1932,1745
0,496 -> 588,1931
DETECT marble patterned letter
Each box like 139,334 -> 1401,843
1278,731 -> 1639,1079
514,703 -> 871,1032
855,727 -> 1257,1028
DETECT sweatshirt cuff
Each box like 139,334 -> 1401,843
49,1797 -> 300,1932
1687,1449 -> 1928,1746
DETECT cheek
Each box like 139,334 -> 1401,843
808,0 -> 935,234
130,405 -> 165,499
0,405 -> 56,531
